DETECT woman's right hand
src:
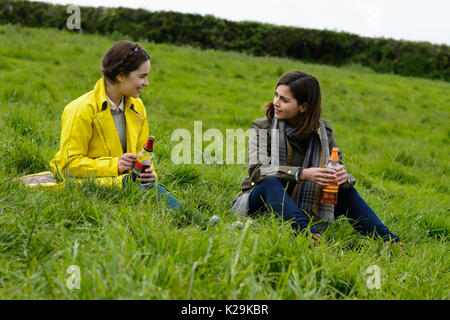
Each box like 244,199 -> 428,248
300,167 -> 337,186
118,153 -> 138,174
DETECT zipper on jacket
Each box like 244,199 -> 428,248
96,116 -> 112,156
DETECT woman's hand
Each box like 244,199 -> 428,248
139,167 -> 155,185
300,167 -> 337,186
300,165 -> 348,186
118,153 -> 138,174
335,165 -> 348,185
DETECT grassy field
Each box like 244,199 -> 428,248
0,24 -> 449,299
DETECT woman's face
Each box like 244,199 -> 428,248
273,84 -> 305,123
118,59 -> 150,98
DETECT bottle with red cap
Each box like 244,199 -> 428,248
132,136 -> 154,183
320,147 -> 339,204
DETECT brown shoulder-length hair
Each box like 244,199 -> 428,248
102,40 -> 151,83
265,71 -> 322,136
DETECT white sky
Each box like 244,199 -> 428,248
33,0 -> 450,45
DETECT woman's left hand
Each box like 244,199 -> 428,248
140,167 -> 155,185
335,165 -> 348,185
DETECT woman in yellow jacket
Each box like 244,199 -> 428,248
51,40 -> 219,225
51,40 -> 155,187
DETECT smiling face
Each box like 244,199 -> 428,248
117,59 -> 150,98
273,84 -> 306,123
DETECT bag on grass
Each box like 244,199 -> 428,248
12,171 -> 62,188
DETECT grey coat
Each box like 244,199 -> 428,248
239,117 -> 356,195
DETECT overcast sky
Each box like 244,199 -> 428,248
33,0 -> 450,45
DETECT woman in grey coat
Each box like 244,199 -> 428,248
232,71 -> 401,245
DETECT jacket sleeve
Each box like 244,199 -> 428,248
247,121 -> 301,185
247,120 -> 357,188
57,104 -> 119,178
135,102 -> 150,153
325,122 -> 357,189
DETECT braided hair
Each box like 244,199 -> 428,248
102,40 -> 151,83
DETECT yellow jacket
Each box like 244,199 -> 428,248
50,77 -> 156,187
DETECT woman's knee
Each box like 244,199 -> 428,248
249,177 -> 286,211
261,176 -> 285,188
338,186 -> 359,200
257,177 -> 288,198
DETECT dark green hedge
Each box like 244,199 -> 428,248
1,0 -> 448,81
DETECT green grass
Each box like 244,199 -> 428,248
0,24 -> 449,299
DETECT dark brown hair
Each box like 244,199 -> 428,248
265,71 -> 322,136
102,40 -> 151,83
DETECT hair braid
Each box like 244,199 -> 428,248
102,41 -> 150,83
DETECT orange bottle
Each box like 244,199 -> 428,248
321,147 -> 339,204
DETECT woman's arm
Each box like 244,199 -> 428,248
247,121 -> 302,185
56,104 -> 120,177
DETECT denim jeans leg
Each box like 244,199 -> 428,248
249,177 -> 319,234
139,183 -> 205,222
334,187 -> 400,242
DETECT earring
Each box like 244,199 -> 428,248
299,103 -> 307,113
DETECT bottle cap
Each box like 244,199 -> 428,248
144,136 -> 155,151
329,147 -> 339,162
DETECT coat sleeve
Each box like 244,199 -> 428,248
56,104 -> 119,178
135,102 -> 150,152
247,121 -> 301,185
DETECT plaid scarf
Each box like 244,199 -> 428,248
272,118 -> 335,230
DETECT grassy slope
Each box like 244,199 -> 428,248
0,24 -> 448,299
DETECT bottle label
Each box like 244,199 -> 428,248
321,191 -> 338,204
325,161 -> 340,170
322,184 -> 338,193
133,159 -> 151,173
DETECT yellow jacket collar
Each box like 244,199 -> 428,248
93,77 -> 136,112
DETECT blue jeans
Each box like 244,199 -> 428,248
139,183 -> 183,211
137,182 -> 206,223
249,177 -> 400,242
